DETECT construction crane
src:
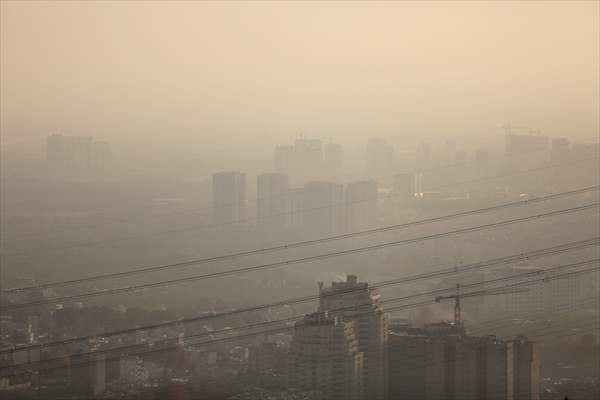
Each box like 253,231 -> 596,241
435,284 -> 530,328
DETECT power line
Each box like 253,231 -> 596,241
92,253 -> 600,396
4,185 -> 598,293
4,203 -> 598,309
4,156 -> 597,257
424,155 -> 599,190
136,290 -> 592,396
3,237 -> 595,352
205,313 -> 599,394
172,314 -> 598,400
8,148 -> 591,242
63,320 -> 597,400
2,259 -> 597,375
10,317 -> 599,400
6,276 -> 599,389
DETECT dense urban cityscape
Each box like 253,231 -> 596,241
2,129 -> 599,399
1,1 -> 599,400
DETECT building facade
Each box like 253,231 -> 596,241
212,171 -> 246,225
345,180 -> 378,232
288,312 -> 363,400
388,323 -> 539,400
318,275 -> 388,400
257,173 -> 290,233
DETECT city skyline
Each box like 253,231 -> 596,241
1,1 -> 599,400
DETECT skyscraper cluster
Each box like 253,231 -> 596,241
213,172 -> 379,235
284,275 -> 541,400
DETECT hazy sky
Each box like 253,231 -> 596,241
1,1 -> 598,164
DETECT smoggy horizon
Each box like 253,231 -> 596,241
1,3 -> 599,400
1,1 -> 598,167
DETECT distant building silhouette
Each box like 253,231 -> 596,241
274,137 -> 324,185
257,173 -> 290,232
274,145 -> 294,175
294,137 -> 323,165
345,180 -> 378,232
505,132 -> 549,156
212,171 -> 246,225
393,173 -> 423,199
46,134 -> 113,178
504,132 -> 550,172
298,181 -> 344,236
571,142 -> 600,160
324,143 -> 343,179
366,138 -> 394,186
550,137 -> 571,164
294,138 -> 323,184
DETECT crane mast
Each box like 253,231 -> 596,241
435,284 -> 530,328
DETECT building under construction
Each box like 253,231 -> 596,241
388,322 -> 540,400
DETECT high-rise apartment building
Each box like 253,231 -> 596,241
511,337 -> 540,400
366,138 -> 394,186
68,351 -> 94,396
550,137 -> 570,164
298,181 -> 344,236
294,138 -> 323,184
257,173 -> 290,232
212,172 -> 246,225
247,342 -> 287,386
388,323 -> 539,400
294,138 -> 323,166
571,142 -> 600,160
274,145 -> 294,175
324,143 -> 343,178
273,138 -> 324,185
93,353 -> 106,396
318,275 -> 388,400
345,180 -> 378,232
392,173 -> 423,199
505,132 -> 549,173
288,311 -> 363,400
46,134 -> 113,177
505,133 -> 549,156
288,188 -> 306,229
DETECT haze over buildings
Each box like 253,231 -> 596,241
0,1 -> 599,400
